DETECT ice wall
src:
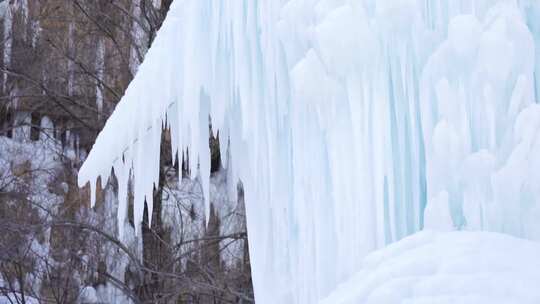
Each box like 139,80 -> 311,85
78,0 -> 540,303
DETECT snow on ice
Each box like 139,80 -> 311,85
320,231 -> 540,304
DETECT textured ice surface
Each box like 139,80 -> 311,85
320,231 -> 540,304
78,0 -> 540,303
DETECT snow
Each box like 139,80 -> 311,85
79,286 -> 99,304
78,1 -> 540,303
0,127 -> 134,303
320,231 -> 540,304
0,294 -> 39,304
0,134 -> 62,302
0,1 -> 7,20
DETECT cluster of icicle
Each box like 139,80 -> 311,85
79,0 -> 540,303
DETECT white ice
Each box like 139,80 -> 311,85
78,0 -> 540,303
320,230 -> 540,304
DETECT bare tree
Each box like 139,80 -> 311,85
1,1 -> 253,303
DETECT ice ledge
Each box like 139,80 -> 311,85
320,230 -> 540,304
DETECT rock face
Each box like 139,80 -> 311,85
1,0 -> 137,152
0,1 -> 252,303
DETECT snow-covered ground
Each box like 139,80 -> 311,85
321,231 -> 540,304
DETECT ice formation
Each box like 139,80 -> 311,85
320,230 -> 540,304
79,0 -> 540,303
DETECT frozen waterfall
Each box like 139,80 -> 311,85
79,0 -> 540,303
